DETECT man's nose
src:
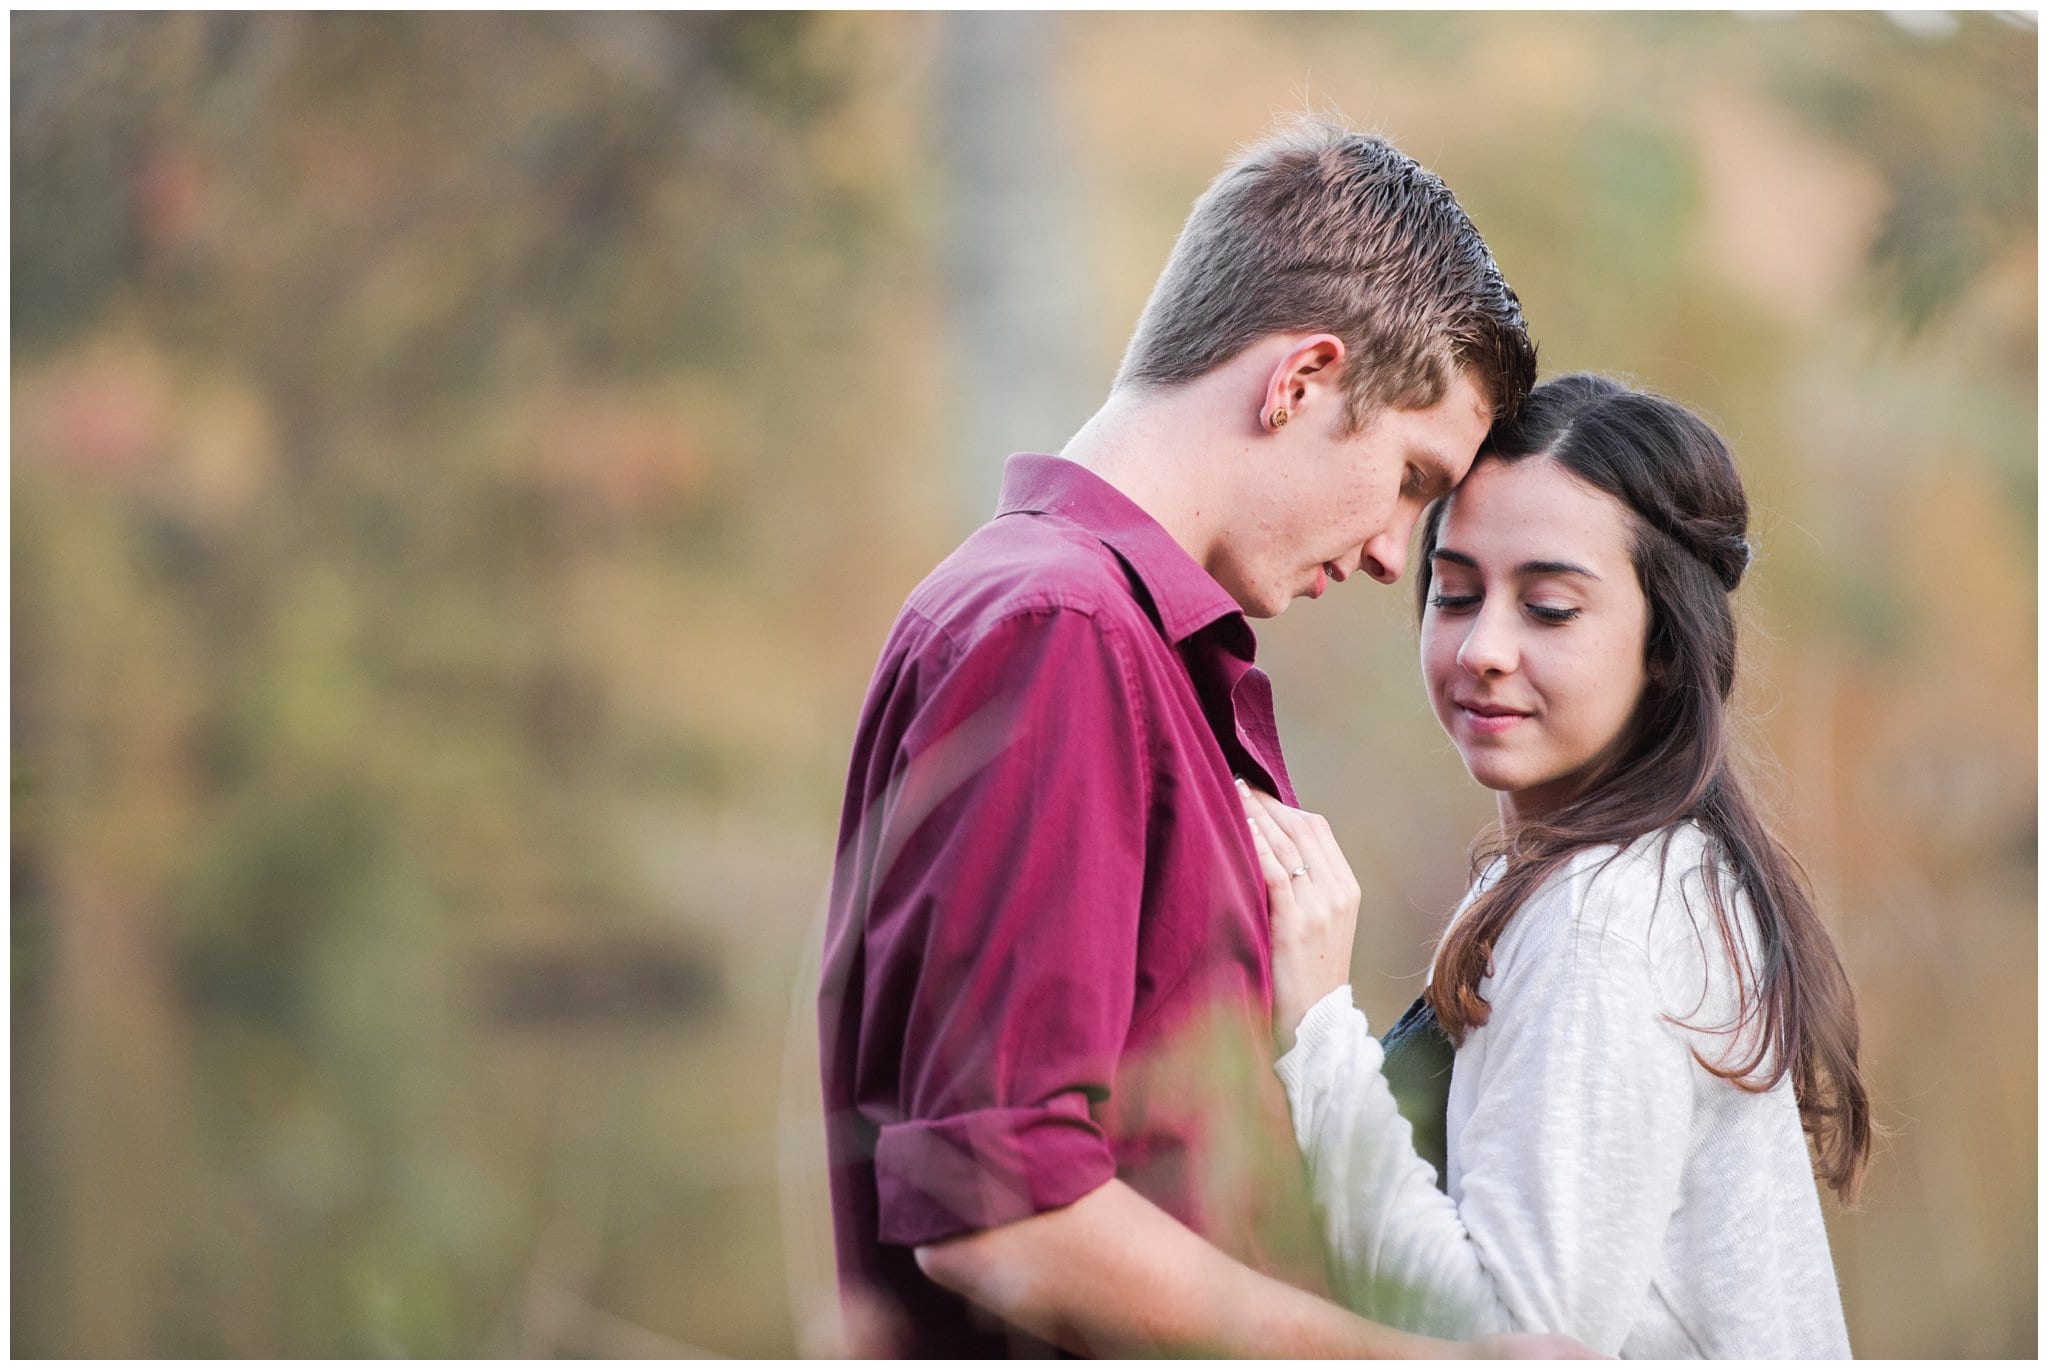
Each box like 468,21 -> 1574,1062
1359,531 -> 1406,585
1457,607 -> 1518,676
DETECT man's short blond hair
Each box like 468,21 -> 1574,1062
1115,116 -> 1536,432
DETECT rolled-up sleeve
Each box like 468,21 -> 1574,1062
862,606 -> 1149,1248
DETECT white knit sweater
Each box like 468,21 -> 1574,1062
1274,823 -> 1851,1358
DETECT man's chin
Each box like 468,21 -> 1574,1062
1221,583 -> 1285,619
1221,573 -> 1309,619
1240,592 -> 1289,620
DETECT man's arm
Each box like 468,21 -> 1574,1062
916,1179 -> 1595,1359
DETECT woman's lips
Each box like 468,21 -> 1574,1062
1456,703 -> 1530,735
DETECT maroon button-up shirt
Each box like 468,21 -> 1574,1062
820,454 -> 1331,1356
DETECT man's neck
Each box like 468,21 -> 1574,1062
1059,383 -> 1248,575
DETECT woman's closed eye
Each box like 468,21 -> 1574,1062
1428,592 -> 1581,624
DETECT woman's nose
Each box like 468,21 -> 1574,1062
1457,608 -> 1518,676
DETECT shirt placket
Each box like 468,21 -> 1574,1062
1221,657 -> 1298,808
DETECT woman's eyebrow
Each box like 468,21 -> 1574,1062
1519,559 -> 1600,579
1431,548 -> 1601,580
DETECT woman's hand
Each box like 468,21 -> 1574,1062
1237,779 -> 1361,1056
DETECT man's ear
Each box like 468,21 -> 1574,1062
1259,334 -> 1347,431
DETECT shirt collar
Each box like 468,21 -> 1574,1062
994,453 -> 1250,649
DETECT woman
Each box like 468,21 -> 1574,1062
1239,373 -> 1870,1358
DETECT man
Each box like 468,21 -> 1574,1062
820,118 -> 1561,1356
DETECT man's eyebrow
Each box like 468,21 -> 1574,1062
1430,548 -> 1602,580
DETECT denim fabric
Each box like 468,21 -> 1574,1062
1379,994 -> 1455,1192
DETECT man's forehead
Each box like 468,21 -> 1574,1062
1437,379 -> 1496,480
1422,373 -> 1494,442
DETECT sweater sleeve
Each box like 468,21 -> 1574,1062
1273,985 -> 1504,1338
1274,866 -> 1698,1353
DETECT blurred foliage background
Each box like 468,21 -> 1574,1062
10,11 -> 2035,1358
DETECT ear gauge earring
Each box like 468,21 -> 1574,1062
1268,408 -> 1290,430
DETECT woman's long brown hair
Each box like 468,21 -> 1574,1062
1417,373 -> 1872,1202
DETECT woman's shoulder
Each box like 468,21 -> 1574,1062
1500,821 -> 1733,962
